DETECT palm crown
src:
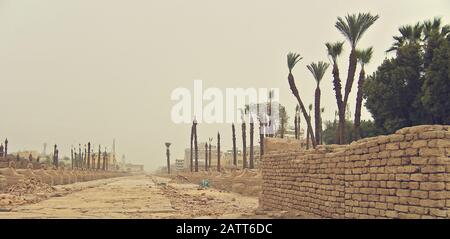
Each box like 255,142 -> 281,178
307,61 -> 330,85
287,52 -> 303,73
355,47 -> 373,66
325,41 -> 344,63
335,13 -> 380,49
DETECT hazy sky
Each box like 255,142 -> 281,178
0,0 -> 448,171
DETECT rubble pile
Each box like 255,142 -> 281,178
5,178 -> 55,196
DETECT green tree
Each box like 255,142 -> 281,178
325,41 -> 345,144
287,52 -> 316,148
354,47 -> 373,140
307,61 -> 329,145
364,44 -> 423,134
422,37 -> 450,124
335,12 -> 379,143
323,120 -> 379,145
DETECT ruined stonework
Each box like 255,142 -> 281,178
260,125 -> 450,219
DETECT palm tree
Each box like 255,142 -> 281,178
193,119 -> 198,172
249,115 -> 254,169
267,90 -> 274,137
387,23 -> 423,52
190,122 -> 194,172
259,116 -> 264,159
241,109 -> 247,168
354,47 -> 373,140
294,106 -> 298,139
320,107 -> 325,145
307,61 -> 330,145
326,41 -> 345,144
295,105 -> 301,139
306,104 -> 313,149
217,132 -> 221,172
204,142 -> 208,171
287,52 -> 316,148
232,123 -> 237,167
335,13 -> 379,143
423,18 -> 450,68
208,137 -> 212,169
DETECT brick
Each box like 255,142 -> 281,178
419,199 -> 446,208
408,206 -> 428,215
428,157 -> 450,165
427,174 -> 449,182
394,205 -> 409,212
412,140 -> 428,148
386,181 -> 400,189
410,157 -> 428,165
386,143 -> 399,150
410,190 -> 428,199
429,191 -> 449,200
397,166 -> 420,173
410,174 -> 428,182
398,213 -> 421,219
421,166 -> 446,173
375,202 -> 388,210
436,139 -> 450,148
387,158 -> 402,166
396,174 -> 410,181
386,196 -> 399,203
419,148 -> 443,157
429,208 -> 447,217
385,210 -> 398,218
391,150 -> 405,157
396,189 -> 410,197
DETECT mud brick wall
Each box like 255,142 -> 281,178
260,125 -> 450,219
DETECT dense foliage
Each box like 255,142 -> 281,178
363,18 -> 449,134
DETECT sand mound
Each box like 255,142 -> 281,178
5,177 -> 55,196
169,175 -> 191,184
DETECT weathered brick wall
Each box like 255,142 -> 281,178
260,125 -> 450,219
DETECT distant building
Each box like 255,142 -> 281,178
175,159 -> 184,171
124,163 -> 144,172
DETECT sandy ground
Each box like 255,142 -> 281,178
0,175 -> 269,219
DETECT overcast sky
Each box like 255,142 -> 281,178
0,0 -> 448,171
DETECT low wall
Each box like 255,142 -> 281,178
260,125 -> 450,219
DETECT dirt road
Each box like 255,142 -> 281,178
0,175 -> 261,219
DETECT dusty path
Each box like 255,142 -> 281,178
0,175 -> 260,219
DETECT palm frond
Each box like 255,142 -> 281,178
307,61 -> 330,84
287,52 -> 302,72
335,13 -> 379,48
325,41 -> 344,62
355,47 -> 373,65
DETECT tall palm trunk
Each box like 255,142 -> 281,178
217,132 -> 221,172
208,141 -> 212,169
205,143 -> 208,171
190,124 -> 194,172
354,65 -> 365,140
249,119 -> 254,169
331,62 -> 345,144
232,124 -> 237,166
259,121 -> 264,159
343,49 -> 357,107
294,114 -> 298,139
97,145 -> 101,170
306,124 -> 310,149
314,86 -> 321,145
342,49 -> 357,144
194,121 -> 198,172
242,122 -> 247,168
288,72 -> 316,148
